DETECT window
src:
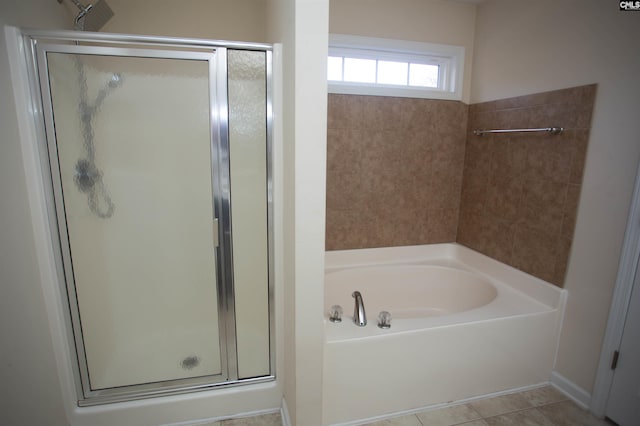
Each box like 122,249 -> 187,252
328,35 -> 464,100
329,57 -> 440,88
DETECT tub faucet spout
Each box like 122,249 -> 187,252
352,291 -> 367,326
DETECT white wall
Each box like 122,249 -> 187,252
103,0 -> 267,42
472,0 -> 640,396
267,0 -> 329,423
266,0 -> 298,422
0,3 -> 72,426
292,2 -> 328,422
329,0 -> 477,103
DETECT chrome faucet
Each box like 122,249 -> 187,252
352,291 -> 367,326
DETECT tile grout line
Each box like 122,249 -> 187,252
472,398 -> 572,425
363,387 -> 573,426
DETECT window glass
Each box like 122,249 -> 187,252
327,56 -> 343,81
343,58 -> 376,83
409,63 -> 439,88
377,60 -> 408,86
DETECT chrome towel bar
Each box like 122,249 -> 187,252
473,127 -> 564,136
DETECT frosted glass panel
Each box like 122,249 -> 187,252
47,53 -> 221,390
227,50 -> 270,378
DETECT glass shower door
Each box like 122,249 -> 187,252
40,47 -> 226,396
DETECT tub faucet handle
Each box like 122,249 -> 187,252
329,305 -> 343,323
378,311 -> 391,329
352,291 -> 367,327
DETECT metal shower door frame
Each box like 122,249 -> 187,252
23,31 -> 275,405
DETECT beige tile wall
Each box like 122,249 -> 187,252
326,94 -> 468,250
458,85 -> 596,286
325,85 -> 595,287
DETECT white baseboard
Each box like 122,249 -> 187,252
281,398 -> 292,426
550,370 -> 592,410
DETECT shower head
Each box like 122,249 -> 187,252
81,0 -> 114,31
75,0 -> 114,31
60,0 -> 114,31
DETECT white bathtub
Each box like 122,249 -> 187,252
322,243 -> 566,425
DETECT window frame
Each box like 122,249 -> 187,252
328,34 -> 465,100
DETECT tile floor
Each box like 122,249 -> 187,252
194,412 -> 281,426
362,386 -> 612,426
192,385 -> 613,425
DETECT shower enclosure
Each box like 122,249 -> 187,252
23,31 -> 273,405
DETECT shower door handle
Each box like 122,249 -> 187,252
213,218 -> 219,247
